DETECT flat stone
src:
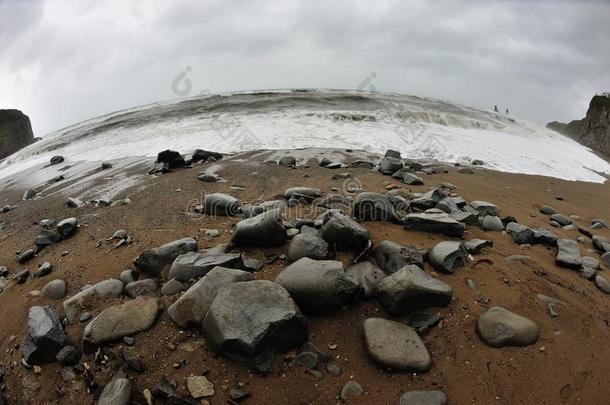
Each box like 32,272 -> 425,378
319,211 -> 371,253
506,222 -> 534,244
410,189 -> 443,212
63,279 -> 124,321
429,241 -> 467,273
22,305 -> 69,365
187,375 -> 215,398
370,240 -> 426,273
169,252 -> 244,282
287,234 -> 329,262
168,266 -> 255,328
404,212 -> 465,237
353,192 -> 401,223
232,209 -> 287,247
134,237 -> 198,277
282,187 -> 321,203
41,279 -> 67,300
275,258 -> 359,314
124,279 -> 158,298
449,210 -> 478,225
98,376 -> 132,405
83,297 -> 161,353
399,390 -> 448,405
469,201 -> 499,216
241,200 -> 287,218
477,306 -> 539,347
202,280 -> 308,372
550,214 -> 572,226
464,239 -> 493,254
347,261 -> 386,298
532,228 -> 558,246
556,239 -> 582,269
539,205 -> 556,215
378,265 -> 452,315
593,235 -> 610,253
363,318 -> 432,372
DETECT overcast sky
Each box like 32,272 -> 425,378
1,0 -> 609,136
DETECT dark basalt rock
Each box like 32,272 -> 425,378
353,192 -> 402,223
192,149 -> 223,162
319,211 -> 371,253
370,240 -> 426,273
22,305 -> 69,365
156,149 -> 186,168
232,209 -> 287,247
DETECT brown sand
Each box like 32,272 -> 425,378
0,150 -> 609,404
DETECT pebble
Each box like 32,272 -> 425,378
340,380 -> 364,400
186,375 -> 215,398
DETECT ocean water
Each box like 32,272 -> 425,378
1,89 -> 608,186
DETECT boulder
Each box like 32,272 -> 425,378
404,212 -> 465,237
124,279 -> 158,298
192,149 -> 222,162
353,192 -> 401,223
370,240 -> 426,273
168,266 -> 255,328
399,390 -> 447,405
278,156 -> 296,166
556,239 -> 582,269
156,150 -> 186,168
480,215 -> 504,231
199,193 -> 240,216
275,258 -> 359,314
169,252 -> 244,282
532,228 -> 558,246
464,239 -> 493,254
410,189 -> 443,212
134,237 -> 198,277
160,278 -> 186,296
401,173 -> 424,185
98,376 -> 132,405
477,306 -> 539,347
347,261 -> 386,298
505,222 -> 534,244
232,209 -> 287,247
202,280 -> 308,371
377,265 -> 452,315
83,297 -> 161,353
363,318 -> 431,372
63,279 -> 124,321
468,201 -> 499,216
287,234 -> 329,262
429,241 -> 467,273
319,211 -> 371,253
22,306 -> 69,364
0,109 -> 34,159
379,157 -> 403,174
41,279 -> 67,300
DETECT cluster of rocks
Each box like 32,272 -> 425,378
149,149 -> 222,174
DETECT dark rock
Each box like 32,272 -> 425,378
404,212 -> 465,237
477,306 -> 539,347
351,160 -> 375,169
363,318 -> 431,372
278,156 -> 296,166
56,345 -> 80,365
403,312 -> 442,335
464,239 -> 493,254
169,252 -> 244,282
468,200 -> 499,216
480,215 -> 504,231
160,278 -> 186,296
378,265 -> 452,315
17,249 -> 35,264
556,239 -> 582,269
197,173 -> 220,182
202,280 -> 308,372
379,157 -> 403,174
232,209 -> 287,247
22,305 -> 69,364
156,150 -> 186,168
124,279 -> 158,298
168,266 -> 255,328
347,261 -> 386,298
283,187 -> 322,204
50,155 -> 64,165
119,348 -> 146,372
353,192 -> 401,223
384,149 -> 401,159
275,258 -> 359,314
399,390 -> 447,405
66,197 -> 82,208
15,269 -> 30,283
401,173 -> 424,185
57,217 -> 78,238
532,228 -> 559,246
0,109 -> 34,159
35,261 -> 52,277
370,240 -> 426,273
410,189 -> 443,212
192,149 -> 223,162
319,211 -> 371,253
198,193 -> 240,216
287,234 -> 329,262
23,189 -> 37,200
98,376 -> 132,405
539,205 -> 556,215
134,237 -> 198,277
449,210 -> 478,225
429,241 -> 467,273
435,197 -> 460,214
340,381 -> 364,400
550,213 -> 572,226
505,222 -> 534,244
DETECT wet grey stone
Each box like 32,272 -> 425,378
282,187 -> 322,203
57,217 -> 78,238
556,239 -> 582,269
505,222 -> 534,244
347,261 -> 386,298
379,157 -> 403,174
480,215 -> 504,231
160,278 -> 186,296
134,237 -> 198,277
469,201 -> 499,216
98,376 -> 132,405
363,318 -> 431,372
197,193 -> 240,216
370,240 -> 426,273
404,312 -> 442,335
477,306 -> 539,347
464,239 -> 493,254
340,380 -> 364,400
532,228 -> 559,246
319,211 -> 371,253
168,266 -> 255,328
202,280 -> 308,372
409,189 -> 443,212
169,252 -> 244,282
550,214 -> 572,226
429,241 -> 467,273
22,305 -> 69,365
353,192 -> 401,223
41,279 -> 67,300
66,197 -> 82,208
232,209 -> 287,247
404,212 -> 465,237
399,390 -> 447,405
287,234 -> 329,262
275,258 -> 359,314
378,265 -> 452,315
124,279 -> 158,298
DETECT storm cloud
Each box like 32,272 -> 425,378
1,0 -> 609,135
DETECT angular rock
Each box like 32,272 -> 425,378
379,157 -> 403,174
429,241 -> 467,273
169,252 -> 244,282
50,155 -> 64,165
287,234 -> 329,262
156,150 -> 186,168
532,228 -> 559,246
199,193 -> 240,216
363,318 -> 431,372
468,201 -> 499,216
353,192 -> 401,223
83,297 -> 161,353
505,222 -> 534,244
192,149 -> 222,162
378,265 -> 452,315
275,258 -> 359,314
370,240 -> 426,273
593,235 -> 610,253
160,278 -> 186,296
410,189 -> 443,212
464,239 -> 493,254
22,306 -> 68,365
98,376 -> 132,405
187,375 -> 214,398
347,261 -> 386,298
404,212 -> 465,237
134,237 -> 198,277
124,279 -> 158,298
401,173 -> 424,185
63,279 -> 124,321
319,211 -> 371,253
35,261 -> 52,277
556,239 -> 582,269
400,390 -> 447,405
168,267 -> 255,328
480,215 -> 504,231
449,210 -> 478,225
56,345 -> 80,365
202,280 -> 308,371
477,306 -> 539,347
232,209 -> 287,247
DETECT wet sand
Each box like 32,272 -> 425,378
0,149 -> 609,404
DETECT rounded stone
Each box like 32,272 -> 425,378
477,306 -> 539,347
41,279 -> 67,300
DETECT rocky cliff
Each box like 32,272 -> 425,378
0,109 -> 34,159
547,93 -> 610,156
